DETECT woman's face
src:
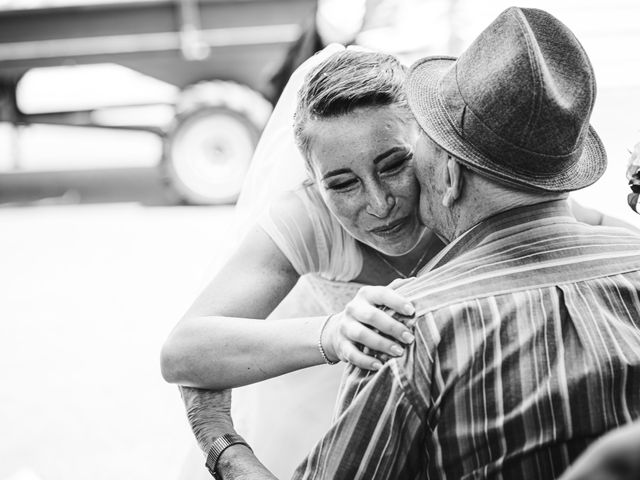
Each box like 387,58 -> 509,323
306,105 -> 424,256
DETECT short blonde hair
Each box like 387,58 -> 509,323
293,50 -> 412,173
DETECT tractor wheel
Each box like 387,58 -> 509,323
164,81 -> 271,205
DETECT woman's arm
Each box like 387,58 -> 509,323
161,225 -> 324,389
165,224 -> 413,479
571,198 -> 639,231
161,223 -> 416,390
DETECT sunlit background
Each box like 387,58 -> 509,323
0,1 -> 639,480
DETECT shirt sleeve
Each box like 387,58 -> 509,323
291,347 -> 431,480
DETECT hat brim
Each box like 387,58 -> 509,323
406,56 -> 608,192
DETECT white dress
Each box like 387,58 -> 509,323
231,184 -> 366,479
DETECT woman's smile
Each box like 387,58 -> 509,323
307,105 -> 425,256
370,215 -> 411,238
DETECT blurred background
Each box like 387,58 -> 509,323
0,1 -> 638,479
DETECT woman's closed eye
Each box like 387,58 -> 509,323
379,154 -> 412,175
326,177 -> 359,191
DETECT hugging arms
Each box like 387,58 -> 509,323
162,43 -> 640,480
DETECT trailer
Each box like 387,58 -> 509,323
0,0 -> 316,204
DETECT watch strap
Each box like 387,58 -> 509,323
205,433 -> 251,479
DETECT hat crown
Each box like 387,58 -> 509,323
404,6 -> 607,193
450,8 -> 595,159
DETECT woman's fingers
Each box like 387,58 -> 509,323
339,342 -> 383,371
359,286 -> 415,317
331,286 -> 417,369
362,306 -> 414,345
347,299 -> 415,345
344,321 -> 406,358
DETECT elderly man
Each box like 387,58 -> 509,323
291,6 -> 640,479
182,7 -> 640,480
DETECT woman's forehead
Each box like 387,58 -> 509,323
307,107 -> 413,171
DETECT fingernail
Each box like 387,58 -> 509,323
402,331 -> 415,343
404,304 -> 415,316
391,345 -> 404,356
372,361 -> 383,370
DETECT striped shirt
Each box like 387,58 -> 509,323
292,200 -> 640,480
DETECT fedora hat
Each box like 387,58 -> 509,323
406,7 -> 607,192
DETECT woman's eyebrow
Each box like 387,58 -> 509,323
321,146 -> 410,179
322,168 -> 352,180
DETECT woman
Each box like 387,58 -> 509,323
162,46 -> 440,477
162,47 -> 435,386
162,46 -> 631,477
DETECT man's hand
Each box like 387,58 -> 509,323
179,386 -> 278,479
560,420 -> 640,480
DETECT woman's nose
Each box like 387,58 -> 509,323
365,185 -> 396,218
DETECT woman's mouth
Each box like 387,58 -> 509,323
370,217 -> 409,237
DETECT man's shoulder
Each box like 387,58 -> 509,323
403,267 -> 640,348
395,222 -> 640,316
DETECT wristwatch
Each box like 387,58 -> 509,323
205,433 -> 251,479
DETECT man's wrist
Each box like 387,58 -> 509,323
202,424 -> 235,451
216,444 -> 253,476
214,444 -> 276,479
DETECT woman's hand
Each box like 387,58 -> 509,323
322,285 -> 416,370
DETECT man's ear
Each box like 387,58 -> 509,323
442,157 -> 463,208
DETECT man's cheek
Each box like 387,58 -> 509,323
418,192 -> 434,226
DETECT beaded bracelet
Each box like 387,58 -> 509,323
318,314 -> 339,365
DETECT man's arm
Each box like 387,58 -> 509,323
570,199 -> 639,232
179,386 -> 277,480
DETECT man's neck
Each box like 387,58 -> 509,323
426,198 -> 575,273
448,190 -> 569,242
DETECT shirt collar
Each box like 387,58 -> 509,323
420,199 -> 574,273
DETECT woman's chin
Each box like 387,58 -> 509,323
357,221 -> 427,257
368,235 -> 424,257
